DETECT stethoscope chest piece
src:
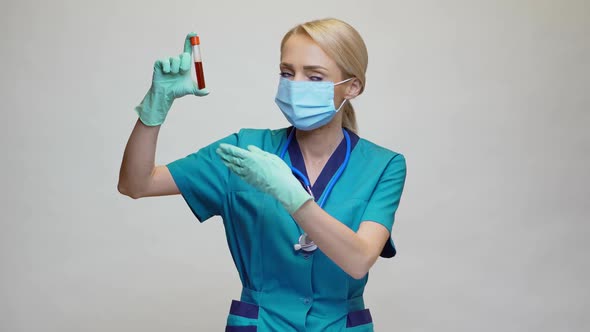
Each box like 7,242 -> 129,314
293,233 -> 317,252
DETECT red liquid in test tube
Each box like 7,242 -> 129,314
189,36 -> 206,90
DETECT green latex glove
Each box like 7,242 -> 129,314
135,32 -> 209,126
216,144 -> 313,214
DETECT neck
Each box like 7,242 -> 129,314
295,122 -> 344,161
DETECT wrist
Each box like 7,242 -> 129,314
282,186 -> 313,214
134,86 -> 173,126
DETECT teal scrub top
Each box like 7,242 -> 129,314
167,127 -> 407,332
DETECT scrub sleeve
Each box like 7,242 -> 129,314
365,154 -> 407,258
165,133 -> 237,222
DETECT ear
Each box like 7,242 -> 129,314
344,78 -> 362,100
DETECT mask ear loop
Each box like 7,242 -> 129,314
334,77 -> 354,112
334,77 -> 354,86
336,98 -> 348,112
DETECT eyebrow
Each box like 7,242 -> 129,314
280,63 -> 329,71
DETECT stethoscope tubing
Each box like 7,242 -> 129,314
279,128 -> 352,208
278,128 -> 352,252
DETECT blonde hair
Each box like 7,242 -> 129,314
280,18 -> 368,134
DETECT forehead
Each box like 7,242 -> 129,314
281,34 -> 337,69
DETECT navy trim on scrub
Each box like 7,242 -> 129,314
284,126 -> 397,258
286,126 -> 359,200
229,300 -> 259,319
346,308 -> 373,327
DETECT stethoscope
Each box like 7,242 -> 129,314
278,127 -> 352,252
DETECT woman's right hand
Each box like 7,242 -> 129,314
134,32 -> 209,126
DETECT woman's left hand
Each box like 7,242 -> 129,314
215,144 -> 312,214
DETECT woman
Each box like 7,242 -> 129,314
119,18 -> 407,332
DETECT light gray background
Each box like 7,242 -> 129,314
1,0 -> 588,331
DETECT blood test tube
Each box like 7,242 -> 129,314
189,35 -> 206,90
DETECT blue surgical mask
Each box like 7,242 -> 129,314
274,77 -> 353,131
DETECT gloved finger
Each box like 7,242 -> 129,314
217,143 -> 250,160
184,32 -> 198,54
220,158 -> 235,169
215,147 -> 231,161
249,145 -> 279,162
221,159 -> 237,172
179,52 -> 191,73
247,145 -> 266,154
216,146 -> 245,165
170,56 -> 181,74
222,160 -> 246,176
217,150 -> 244,167
193,87 -> 210,97
156,58 -> 171,74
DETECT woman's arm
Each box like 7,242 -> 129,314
292,155 -> 406,279
117,119 -> 179,198
215,144 -> 406,279
118,33 -> 209,198
292,202 -> 389,279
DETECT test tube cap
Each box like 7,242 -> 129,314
190,35 -> 200,45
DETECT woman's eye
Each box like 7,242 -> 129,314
280,72 -> 293,78
309,76 -> 323,81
